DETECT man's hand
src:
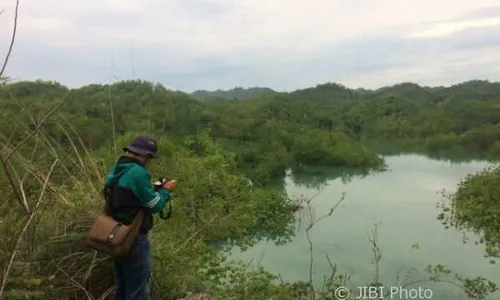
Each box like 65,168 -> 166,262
163,179 -> 177,191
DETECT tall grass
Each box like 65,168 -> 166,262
0,104 -> 118,299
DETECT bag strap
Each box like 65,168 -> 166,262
102,166 -> 130,215
102,165 -> 146,220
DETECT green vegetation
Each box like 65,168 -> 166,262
0,80 -> 387,187
2,78 -> 500,299
191,87 -> 276,101
439,165 -> 500,261
5,79 -> 500,187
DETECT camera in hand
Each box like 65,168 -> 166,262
153,177 -> 172,220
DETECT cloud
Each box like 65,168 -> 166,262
464,5 -> 500,19
406,17 -> 500,39
0,0 -> 499,92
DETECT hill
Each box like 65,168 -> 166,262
190,87 -> 276,101
3,79 -> 500,186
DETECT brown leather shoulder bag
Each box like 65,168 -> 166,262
86,169 -> 144,258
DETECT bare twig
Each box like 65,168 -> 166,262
172,216 -> 216,255
383,278 -> 463,299
367,222 -> 382,286
15,158 -> 74,207
277,273 -> 284,284
394,267 -> 418,286
256,248 -> 266,268
60,115 -> 104,181
97,287 -> 114,300
0,158 -> 27,211
107,60 -> 117,155
53,262 -> 94,300
0,97 -> 65,212
363,223 -> 467,299
1,92 -> 36,153
0,122 -> 19,153
18,172 -> 29,210
3,97 -> 65,162
55,122 -> 99,195
0,158 -> 58,297
172,227 -> 205,255
82,251 -> 99,288
244,258 -> 255,271
0,0 -> 19,78
325,254 -> 338,283
304,191 -> 347,299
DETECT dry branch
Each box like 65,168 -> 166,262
3,97 -> 66,162
0,94 -> 67,212
0,156 -> 28,212
304,191 -> 347,300
0,0 -> 19,78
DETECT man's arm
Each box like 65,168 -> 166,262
128,168 -> 171,214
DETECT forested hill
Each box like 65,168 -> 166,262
289,80 -> 500,101
2,79 -> 500,186
191,87 -> 275,101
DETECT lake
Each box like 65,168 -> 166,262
227,154 -> 499,299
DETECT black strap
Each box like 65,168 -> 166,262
106,223 -> 123,244
102,166 -> 131,215
103,166 -> 128,196
103,164 -> 148,218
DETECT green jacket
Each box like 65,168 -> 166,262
104,156 -> 170,232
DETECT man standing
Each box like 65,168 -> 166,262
103,135 -> 176,300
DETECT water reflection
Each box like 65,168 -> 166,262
362,139 -> 500,164
287,165 -> 384,190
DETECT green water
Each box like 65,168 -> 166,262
228,154 -> 500,299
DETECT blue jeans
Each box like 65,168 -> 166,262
114,234 -> 151,300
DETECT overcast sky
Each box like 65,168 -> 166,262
1,0 -> 500,92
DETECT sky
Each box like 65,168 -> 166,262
0,0 -> 500,92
